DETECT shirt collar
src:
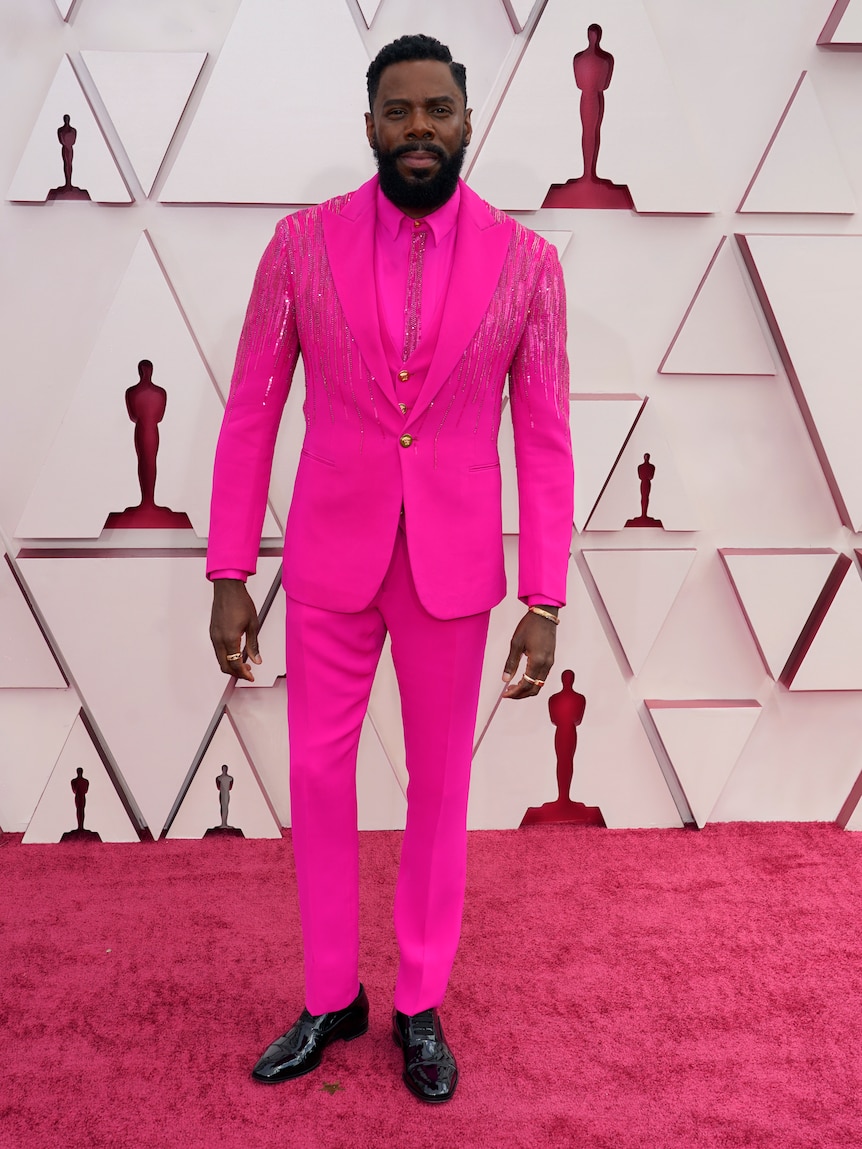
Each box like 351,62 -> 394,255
376,181 -> 461,244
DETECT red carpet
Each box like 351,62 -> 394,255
2,823 -> 861,1148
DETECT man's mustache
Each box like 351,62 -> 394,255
391,143 -> 447,160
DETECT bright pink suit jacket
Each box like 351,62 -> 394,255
207,176 -> 573,620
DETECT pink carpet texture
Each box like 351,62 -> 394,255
2,823 -> 862,1148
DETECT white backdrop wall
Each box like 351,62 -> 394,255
2,0 -> 862,838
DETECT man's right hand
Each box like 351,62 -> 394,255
209,579 -> 262,682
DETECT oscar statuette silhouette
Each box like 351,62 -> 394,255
61,767 -> 102,841
520,671 -> 605,827
47,115 -> 91,201
625,453 -> 664,528
104,360 -> 193,529
543,25 -> 633,210
204,765 -> 245,838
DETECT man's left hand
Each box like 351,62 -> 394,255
502,610 -> 558,699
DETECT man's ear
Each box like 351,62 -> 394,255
365,112 -> 375,149
464,108 -> 473,147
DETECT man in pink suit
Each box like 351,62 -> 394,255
208,35 -> 573,1103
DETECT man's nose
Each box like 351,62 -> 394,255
405,110 -> 434,138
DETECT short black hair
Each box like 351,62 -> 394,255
366,34 -> 467,111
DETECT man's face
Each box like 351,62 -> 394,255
365,58 -> 472,215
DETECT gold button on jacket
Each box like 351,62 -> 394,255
399,434 -> 414,448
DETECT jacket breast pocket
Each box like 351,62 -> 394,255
467,461 -> 501,473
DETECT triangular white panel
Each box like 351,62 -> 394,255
719,550 -> 839,679
646,701 -> 761,828
52,0 -> 76,19
470,538 -> 682,829
571,396 -> 645,531
711,691 -> 862,822
659,237 -> 775,376
146,209 -> 293,398
790,567 -> 862,691
0,691 -> 80,832
625,550 -> 772,701
81,51 -> 207,196
17,233 -> 280,540
366,636 -> 409,797
161,0 -> 373,203
582,549 -> 697,676
468,0 -> 714,212
8,56 -> 130,203
504,0 -> 543,32
17,555 -> 282,833
356,0 -> 385,25
23,714 -> 138,843
741,235 -> 862,530
0,557 -> 65,688
739,73 -> 855,215
168,711 -> 281,838
585,402 -> 698,531
227,680 -> 289,824
819,0 -> 862,44
533,230 -> 573,260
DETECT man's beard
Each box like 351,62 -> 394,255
373,138 -> 467,212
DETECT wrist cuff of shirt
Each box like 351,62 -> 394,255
208,569 -> 249,582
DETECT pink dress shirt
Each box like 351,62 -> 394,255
374,183 -> 459,357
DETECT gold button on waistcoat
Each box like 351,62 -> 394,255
399,434 -> 414,448
398,369 -> 410,382
399,403 -> 407,415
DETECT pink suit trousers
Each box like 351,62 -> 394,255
286,524 -> 489,1016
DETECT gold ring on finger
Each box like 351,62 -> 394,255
226,652 -> 243,662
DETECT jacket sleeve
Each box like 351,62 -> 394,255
508,239 -> 574,606
206,219 -> 301,578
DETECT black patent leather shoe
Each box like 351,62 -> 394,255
392,1007 -> 458,1103
251,985 -> 369,1083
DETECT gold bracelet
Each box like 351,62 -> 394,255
528,606 -> 560,625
